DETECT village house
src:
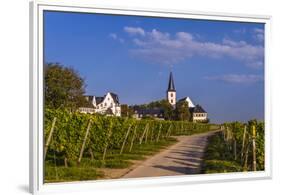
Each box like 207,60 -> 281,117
189,104 -> 208,122
132,107 -> 165,119
79,92 -> 121,116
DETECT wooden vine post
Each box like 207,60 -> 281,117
139,123 -> 148,144
120,124 -> 132,154
241,125 -> 247,162
145,125 -> 149,143
243,143 -> 249,171
89,148 -> 94,161
102,126 -> 112,161
44,117 -> 57,160
165,124 -> 172,138
78,120 -> 92,165
150,123 -> 154,142
233,139 -> 237,160
252,125 -> 257,171
129,125 -> 137,152
224,126 -> 228,142
156,124 -> 162,142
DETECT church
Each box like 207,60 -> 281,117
134,72 -> 208,122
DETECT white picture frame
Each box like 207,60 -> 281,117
29,0 -> 272,194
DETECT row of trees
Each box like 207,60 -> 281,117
121,100 -> 192,121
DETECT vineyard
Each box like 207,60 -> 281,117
203,120 -> 265,173
44,109 -> 212,182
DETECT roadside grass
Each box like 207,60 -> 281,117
203,160 -> 242,173
202,132 -> 243,174
44,166 -> 104,183
45,137 -> 177,183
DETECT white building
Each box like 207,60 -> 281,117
178,97 -> 195,108
79,92 -> 121,116
190,105 -> 208,122
166,72 -> 208,122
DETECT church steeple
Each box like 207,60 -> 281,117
167,71 -> 176,107
167,72 -> 176,92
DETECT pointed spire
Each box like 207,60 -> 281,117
167,72 -> 176,91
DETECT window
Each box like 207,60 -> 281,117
171,93 -> 173,97
105,103 -> 107,107
171,99 -> 173,103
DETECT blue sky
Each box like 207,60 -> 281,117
44,11 -> 265,123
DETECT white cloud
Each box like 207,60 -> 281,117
233,28 -> 246,34
254,28 -> 264,34
246,61 -> 264,69
253,28 -> 264,42
204,74 -> 263,84
109,33 -> 124,43
124,26 -> 145,36
123,27 -> 264,67
222,38 -> 247,47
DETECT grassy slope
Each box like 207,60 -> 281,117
45,137 -> 177,183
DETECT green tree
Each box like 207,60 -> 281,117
158,99 -> 174,120
44,63 -> 89,110
174,101 -> 191,121
134,99 -> 174,120
121,104 -> 134,117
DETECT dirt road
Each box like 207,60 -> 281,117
122,131 -> 218,178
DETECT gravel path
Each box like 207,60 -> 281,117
122,131 -> 219,178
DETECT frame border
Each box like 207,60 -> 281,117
30,0 -> 272,194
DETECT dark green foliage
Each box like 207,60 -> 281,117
120,104 -> 134,117
174,101 -> 191,121
44,63 -> 89,110
131,99 -> 174,120
131,99 -> 198,122
204,160 -> 243,173
202,120 -> 265,174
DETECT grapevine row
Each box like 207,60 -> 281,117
44,108 -> 211,167
222,120 -> 264,171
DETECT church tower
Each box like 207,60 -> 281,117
167,72 -> 176,107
